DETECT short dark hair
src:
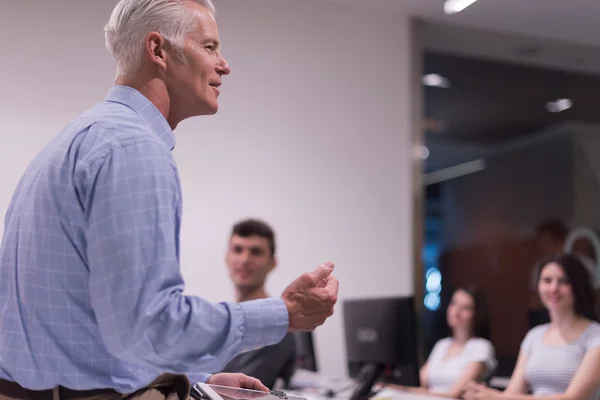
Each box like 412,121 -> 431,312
534,253 -> 598,321
454,285 -> 491,340
535,218 -> 568,242
231,219 -> 276,256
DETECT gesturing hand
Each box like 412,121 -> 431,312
281,262 -> 339,331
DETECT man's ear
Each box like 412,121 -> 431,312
144,31 -> 168,71
224,248 -> 231,267
269,256 -> 278,272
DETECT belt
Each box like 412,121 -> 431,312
0,379 -> 119,400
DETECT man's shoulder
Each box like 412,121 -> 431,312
81,100 -> 160,144
65,100 -> 168,163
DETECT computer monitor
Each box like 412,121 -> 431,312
343,296 -> 420,400
293,331 -> 318,372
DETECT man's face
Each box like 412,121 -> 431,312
536,232 -> 563,258
165,3 -> 231,121
226,235 -> 277,291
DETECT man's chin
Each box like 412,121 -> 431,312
190,99 -> 219,117
204,103 -> 219,115
236,282 -> 259,290
204,99 -> 219,115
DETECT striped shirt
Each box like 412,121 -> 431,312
523,322 -> 600,399
0,85 -> 288,393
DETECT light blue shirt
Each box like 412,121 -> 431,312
0,85 -> 288,393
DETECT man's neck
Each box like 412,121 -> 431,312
115,75 -> 180,130
236,287 -> 268,303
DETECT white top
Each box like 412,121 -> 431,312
426,337 -> 497,394
522,322 -> 600,399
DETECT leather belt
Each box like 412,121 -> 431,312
0,379 -> 118,400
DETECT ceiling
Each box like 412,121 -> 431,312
407,0 -> 600,49
322,0 -> 600,172
326,0 -> 600,49
423,51 -> 600,144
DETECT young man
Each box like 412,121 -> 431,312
221,219 -> 297,389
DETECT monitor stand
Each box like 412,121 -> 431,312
349,364 -> 384,400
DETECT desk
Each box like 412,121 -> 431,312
287,370 -> 451,400
372,388 -> 450,400
288,387 -> 450,400
489,376 -> 510,390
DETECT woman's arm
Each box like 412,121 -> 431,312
419,361 -> 430,389
443,361 -> 488,399
465,348 -> 600,400
391,361 -> 487,399
503,349 -> 529,394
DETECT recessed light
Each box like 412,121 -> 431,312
422,73 -> 451,88
444,0 -> 480,14
546,98 -> 573,113
415,145 -> 430,160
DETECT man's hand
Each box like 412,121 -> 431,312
206,373 -> 269,392
281,262 -> 338,331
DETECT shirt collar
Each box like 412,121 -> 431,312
104,85 -> 176,150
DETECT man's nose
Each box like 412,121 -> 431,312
217,53 -> 231,76
239,250 -> 251,263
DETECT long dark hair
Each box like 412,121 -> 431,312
452,285 -> 491,340
534,253 -> 598,321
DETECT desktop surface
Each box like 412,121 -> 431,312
288,369 -> 452,400
288,386 -> 452,400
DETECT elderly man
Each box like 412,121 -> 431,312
0,1 -> 338,400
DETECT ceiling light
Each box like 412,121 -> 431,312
546,98 -> 573,113
424,159 -> 486,186
444,0 -> 480,14
422,73 -> 451,88
416,145 -> 430,160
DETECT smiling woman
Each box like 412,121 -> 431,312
395,286 -> 496,399
465,254 -> 600,400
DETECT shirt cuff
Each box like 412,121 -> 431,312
238,297 -> 289,353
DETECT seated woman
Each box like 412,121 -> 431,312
466,253 -> 600,400
394,286 -> 497,398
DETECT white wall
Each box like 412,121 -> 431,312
0,0 -> 415,378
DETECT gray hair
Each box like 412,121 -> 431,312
104,0 -> 216,77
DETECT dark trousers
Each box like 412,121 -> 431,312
0,374 -> 190,400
